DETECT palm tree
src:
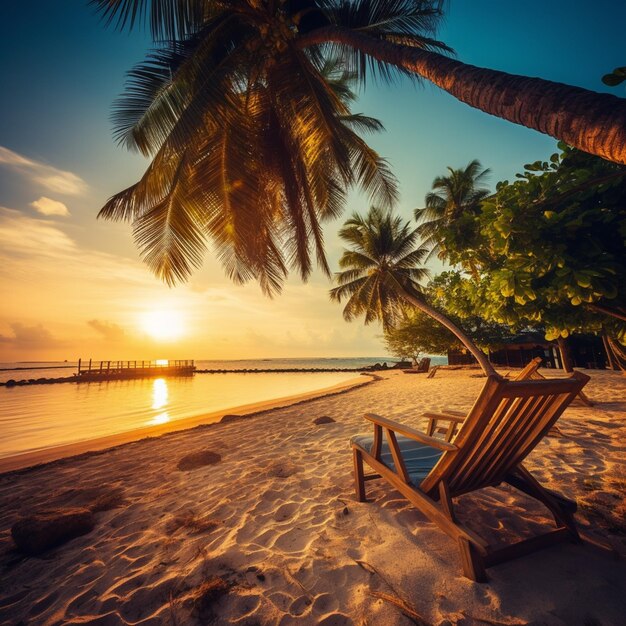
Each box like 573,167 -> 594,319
414,159 -> 490,263
330,206 -> 496,375
93,0 -> 626,166
98,50 -> 398,292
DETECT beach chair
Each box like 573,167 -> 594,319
404,357 -> 431,374
351,372 -> 590,581
512,356 -> 544,381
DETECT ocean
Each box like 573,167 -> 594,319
0,356 -> 447,460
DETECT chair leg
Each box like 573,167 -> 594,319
353,448 -> 366,502
458,537 -> 487,582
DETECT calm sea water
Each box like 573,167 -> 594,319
0,357 -> 446,460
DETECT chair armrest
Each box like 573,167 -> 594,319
421,410 -> 466,423
364,413 -> 457,451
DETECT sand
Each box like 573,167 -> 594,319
0,368 -> 624,625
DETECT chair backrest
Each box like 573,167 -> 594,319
513,356 -> 543,381
418,357 -> 431,372
420,372 -> 589,497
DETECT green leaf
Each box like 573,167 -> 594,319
602,67 -> 626,86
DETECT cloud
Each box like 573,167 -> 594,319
0,145 -> 88,196
0,207 -> 77,258
88,319 -> 125,341
30,196 -> 70,217
0,322 -> 61,348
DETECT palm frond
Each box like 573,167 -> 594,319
90,0 -> 210,40
320,0 -> 451,84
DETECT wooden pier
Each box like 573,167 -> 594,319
77,359 -> 195,381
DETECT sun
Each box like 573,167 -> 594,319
140,310 -> 185,341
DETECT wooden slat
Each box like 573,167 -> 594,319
477,396 -> 549,488
353,448 -> 366,502
386,429 -> 411,483
433,379 -> 512,494
372,423 -> 382,460
512,356 -> 543,381
453,395 -> 528,493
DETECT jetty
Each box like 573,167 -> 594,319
77,359 -> 195,381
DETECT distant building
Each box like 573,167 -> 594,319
447,333 -> 607,369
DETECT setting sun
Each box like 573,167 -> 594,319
140,310 -> 185,341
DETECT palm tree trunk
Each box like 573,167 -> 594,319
557,337 -> 574,373
601,329 -> 618,370
298,28 -> 626,166
398,288 -> 498,377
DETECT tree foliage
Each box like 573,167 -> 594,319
437,145 -> 626,341
383,308 -> 458,359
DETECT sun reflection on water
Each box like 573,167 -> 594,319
149,378 -> 170,424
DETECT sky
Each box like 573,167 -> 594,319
0,1 -> 624,361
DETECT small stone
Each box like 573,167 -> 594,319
343,507 -> 350,516
11,509 -> 95,555
177,449 -> 222,471
313,416 -> 335,425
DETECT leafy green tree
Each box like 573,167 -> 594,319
427,272 -> 522,347
330,207 -> 496,374
440,145 -> 626,349
383,308 -> 459,361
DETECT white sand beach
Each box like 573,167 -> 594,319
0,368 -> 625,625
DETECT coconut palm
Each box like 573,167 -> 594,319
414,159 -> 490,262
93,0 -> 626,166
98,49 -> 398,292
330,206 -> 496,375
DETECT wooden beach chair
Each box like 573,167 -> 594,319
404,357 -> 431,374
351,372 -> 591,581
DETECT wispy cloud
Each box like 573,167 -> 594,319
88,319 -> 125,341
0,145 -> 88,196
30,196 -> 71,217
0,322 -> 63,349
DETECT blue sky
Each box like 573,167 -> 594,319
0,1 -> 624,360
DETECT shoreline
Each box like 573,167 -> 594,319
0,366 -> 393,386
0,374 -> 374,475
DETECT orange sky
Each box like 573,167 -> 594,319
0,153 -> 386,361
